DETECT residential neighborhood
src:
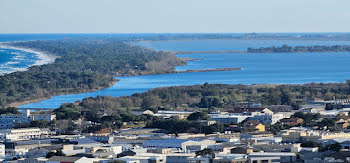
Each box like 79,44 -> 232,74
1,97 -> 350,162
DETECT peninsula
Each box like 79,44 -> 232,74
0,39 -> 185,107
248,44 -> 350,53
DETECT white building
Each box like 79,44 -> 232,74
248,152 -> 297,163
86,135 -> 114,144
0,143 -> 4,157
0,128 -> 50,141
209,113 -> 251,124
142,138 -> 216,152
249,113 -> 284,125
209,108 -> 283,125
0,109 -> 55,129
92,145 -> 122,158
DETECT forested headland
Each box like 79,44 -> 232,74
247,44 -> 350,53
0,39 -> 184,107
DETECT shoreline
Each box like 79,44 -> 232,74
13,79 -> 119,108
172,50 -> 246,54
0,43 -> 57,75
176,67 -> 241,73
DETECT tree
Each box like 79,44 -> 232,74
325,103 -> 335,110
292,112 -> 320,123
30,120 -> 49,128
141,95 -> 162,109
319,118 -> 335,129
117,150 -> 136,158
301,141 -> 320,148
187,112 -> 209,121
203,123 -> 224,134
281,91 -> 292,105
0,107 -> 20,114
336,112 -> 349,121
326,143 -> 342,152
110,160 -> 125,163
195,148 -> 214,156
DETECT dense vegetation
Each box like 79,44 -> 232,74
42,81 -> 350,133
247,44 -> 350,53
0,39 -> 184,107
54,82 -> 350,117
0,107 -> 20,114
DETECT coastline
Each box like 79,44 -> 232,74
172,50 -> 246,54
6,42 -> 241,108
0,43 -> 57,75
13,79 -> 119,108
176,67 -> 241,73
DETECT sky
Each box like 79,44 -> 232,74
1,0 -> 350,33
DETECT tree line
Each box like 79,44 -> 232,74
248,44 -> 350,53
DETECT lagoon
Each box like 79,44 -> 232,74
19,39 -> 350,108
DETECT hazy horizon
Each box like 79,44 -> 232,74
1,0 -> 350,34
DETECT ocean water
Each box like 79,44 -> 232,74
16,38 -> 350,109
0,48 -> 39,75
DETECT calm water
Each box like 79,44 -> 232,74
133,39 -> 350,51
17,38 -> 350,109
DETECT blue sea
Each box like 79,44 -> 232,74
1,34 -> 350,108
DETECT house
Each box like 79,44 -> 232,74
0,143 -> 4,157
92,145 -> 122,158
209,143 -> 245,154
248,156 -> 281,163
147,148 -> 174,154
117,153 -> 166,163
213,154 -> 248,163
199,120 -> 217,126
248,152 -> 297,163
242,120 -> 265,132
341,141 -> 350,151
229,108 -> 273,115
209,114 -> 251,124
281,127 -> 350,143
280,118 -> 304,126
86,134 -> 114,144
300,106 -> 326,113
131,110 -> 155,116
52,137 -> 101,146
188,156 -> 211,163
249,113 -> 284,125
154,111 -> 193,120
166,153 -> 196,163
27,145 -> 63,158
336,122 -> 350,129
291,144 -> 318,153
47,156 -> 94,163
4,139 -> 55,156
142,138 -> 216,151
